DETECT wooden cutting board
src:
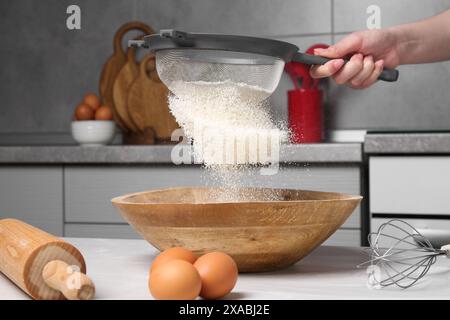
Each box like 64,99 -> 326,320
112,46 -> 139,132
128,55 -> 179,142
99,21 -> 154,131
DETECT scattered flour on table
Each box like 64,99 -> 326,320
168,80 -> 288,202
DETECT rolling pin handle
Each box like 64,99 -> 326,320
42,260 -> 95,300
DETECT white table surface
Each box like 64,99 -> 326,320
1,238 -> 450,300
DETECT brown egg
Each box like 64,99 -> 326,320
95,106 -> 113,120
75,103 -> 95,120
83,93 -> 101,111
194,252 -> 238,299
151,247 -> 196,273
149,259 -> 201,300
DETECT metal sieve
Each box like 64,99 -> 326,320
154,49 -> 284,99
130,30 -> 399,100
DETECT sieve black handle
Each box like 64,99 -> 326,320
293,52 -> 399,82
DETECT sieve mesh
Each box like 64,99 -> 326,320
156,49 -> 285,100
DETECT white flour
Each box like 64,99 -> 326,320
168,80 -> 288,201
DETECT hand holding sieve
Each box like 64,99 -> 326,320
129,29 -> 399,99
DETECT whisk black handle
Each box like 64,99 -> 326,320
293,52 -> 399,82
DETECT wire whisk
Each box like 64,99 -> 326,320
358,219 -> 450,289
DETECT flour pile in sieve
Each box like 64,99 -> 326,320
168,80 -> 288,201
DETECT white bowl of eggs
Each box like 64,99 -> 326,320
71,120 -> 116,146
71,93 -> 116,146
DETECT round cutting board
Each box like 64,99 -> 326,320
112,46 -> 140,132
99,21 -> 154,131
128,55 -> 179,141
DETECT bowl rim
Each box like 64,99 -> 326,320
111,186 -> 363,206
71,120 -> 116,125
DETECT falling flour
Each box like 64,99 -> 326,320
168,80 -> 288,202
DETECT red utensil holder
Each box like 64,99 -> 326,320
288,88 -> 323,143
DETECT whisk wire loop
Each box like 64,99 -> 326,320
360,219 -> 447,289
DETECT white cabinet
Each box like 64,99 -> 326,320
64,164 -> 362,245
370,156 -> 450,242
372,217 -> 450,248
65,223 -> 137,239
0,166 -> 63,235
64,165 -> 206,224
323,229 -> 360,247
370,156 -> 450,215
64,165 -> 361,228
0,164 -> 362,246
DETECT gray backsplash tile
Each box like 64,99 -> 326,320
0,0 -> 136,48
0,0 -> 331,135
328,62 -> 450,130
1,0 -> 449,136
0,0 -> 136,133
269,35 -> 333,124
273,35 -> 333,52
136,0 -> 332,36
334,0 -> 450,33
328,33 -> 450,130
0,132 -> 123,146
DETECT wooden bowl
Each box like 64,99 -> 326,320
112,187 -> 362,272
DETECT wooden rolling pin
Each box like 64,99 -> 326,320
0,219 -> 95,300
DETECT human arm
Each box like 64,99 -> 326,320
310,9 -> 450,88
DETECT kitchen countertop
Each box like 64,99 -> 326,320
3,132 -> 450,163
365,132 -> 450,154
0,143 -> 362,164
1,238 -> 449,300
